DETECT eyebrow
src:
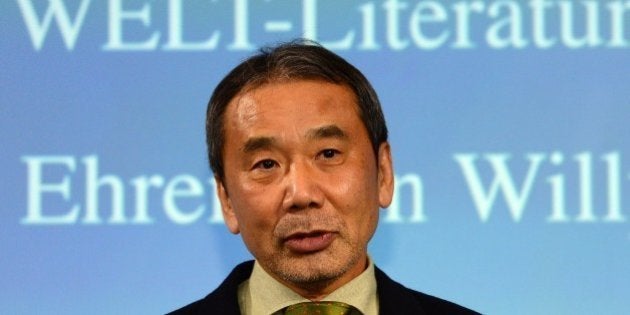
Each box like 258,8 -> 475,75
242,137 -> 276,153
241,125 -> 348,154
306,125 -> 348,140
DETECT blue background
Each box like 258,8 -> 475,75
2,1 -> 629,314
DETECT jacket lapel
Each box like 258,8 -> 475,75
375,266 -> 427,315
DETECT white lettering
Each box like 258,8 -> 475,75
530,0 -> 556,48
409,1 -> 449,49
383,0 -> 410,50
547,152 -> 569,222
607,1 -> 630,47
575,152 -> 596,222
227,0 -> 253,50
21,155 -> 80,224
358,2 -> 380,50
130,175 -> 164,224
103,0 -> 160,51
451,0 -> 485,48
162,0 -> 220,51
486,0 -> 528,48
20,154 -> 626,226
602,152 -> 625,222
17,0 -> 91,50
559,1 -> 603,48
455,153 -> 545,222
83,155 -> 124,224
15,0 -> 630,52
303,0 -> 355,50
385,173 -> 427,223
163,175 -> 205,224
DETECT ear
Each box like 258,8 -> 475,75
377,142 -> 394,208
215,176 -> 240,234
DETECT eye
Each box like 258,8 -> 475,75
319,149 -> 340,159
253,159 -> 277,170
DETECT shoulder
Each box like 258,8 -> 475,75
166,261 -> 254,315
375,266 -> 480,315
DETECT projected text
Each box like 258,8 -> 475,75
16,0 -> 630,51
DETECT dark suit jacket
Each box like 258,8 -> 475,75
168,261 -> 479,315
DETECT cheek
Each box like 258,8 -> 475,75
229,183 -> 281,234
347,158 -> 381,233
328,160 -> 380,224
230,191 -> 278,256
348,159 -> 380,204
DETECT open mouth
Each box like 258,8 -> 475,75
283,231 -> 336,254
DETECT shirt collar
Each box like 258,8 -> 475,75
242,258 -> 378,315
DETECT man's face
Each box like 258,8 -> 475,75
216,80 -> 394,296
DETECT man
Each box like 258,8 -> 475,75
170,40 -> 478,315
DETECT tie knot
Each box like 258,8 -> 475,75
284,301 -> 358,315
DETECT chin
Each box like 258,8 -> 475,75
273,249 -> 360,286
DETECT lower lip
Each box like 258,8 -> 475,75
284,232 -> 336,254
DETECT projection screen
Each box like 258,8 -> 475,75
2,1 -> 629,314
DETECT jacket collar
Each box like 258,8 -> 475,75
199,260 -> 427,315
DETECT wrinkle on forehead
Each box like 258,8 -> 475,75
227,81 -> 361,137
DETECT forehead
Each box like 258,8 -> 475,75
223,80 -> 363,138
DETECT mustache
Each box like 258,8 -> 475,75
274,215 -> 343,239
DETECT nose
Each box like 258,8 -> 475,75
282,159 -> 324,212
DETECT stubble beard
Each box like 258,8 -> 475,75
260,214 -> 367,292
267,237 -> 363,292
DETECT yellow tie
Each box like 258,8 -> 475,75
283,301 -> 359,315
